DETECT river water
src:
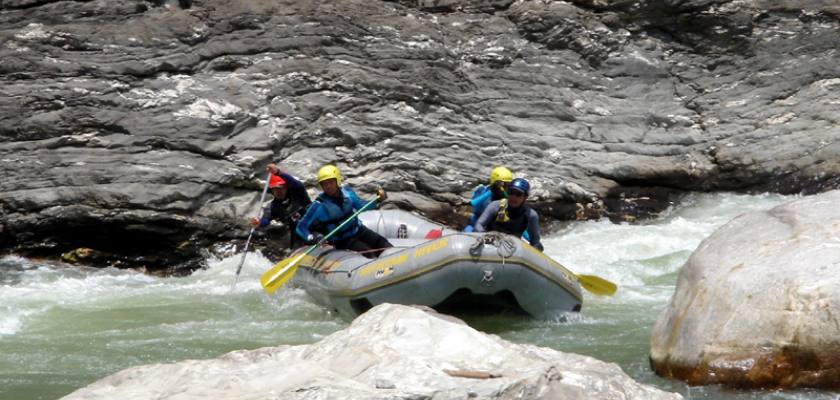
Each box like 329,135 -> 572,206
1,192 -> 836,400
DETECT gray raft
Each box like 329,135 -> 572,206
291,210 -> 583,319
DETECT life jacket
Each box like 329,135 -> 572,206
312,187 -> 360,240
488,199 -> 530,236
270,195 -> 308,225
469,184 -> 507,226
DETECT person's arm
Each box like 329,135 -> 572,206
345,186 -> 379,211
465,186 -> 490,230
526,209 -> 543,251
474,201 -> 501,233
469,186 -> 491,209
258,203 -> 273,227
249,203 -> 273,228
278,172 -> 304,189
295,201 -> 323,242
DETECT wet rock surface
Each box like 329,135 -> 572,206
1,0 -> 839,270
650,190 -> 840,389
63,303 -> 683,400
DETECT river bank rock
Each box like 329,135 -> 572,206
650,190 -> 840,389
63,303 -> 682,400
2,0 -> 839,270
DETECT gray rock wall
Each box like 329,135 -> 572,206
1,0 -> 838,269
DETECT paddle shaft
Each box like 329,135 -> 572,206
262,197 -> 379,289
232,172 -> 272,289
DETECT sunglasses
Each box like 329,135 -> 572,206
507,190 -> 525,197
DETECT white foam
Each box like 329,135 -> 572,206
0,309 -> 25,335
543,192 -> 793,292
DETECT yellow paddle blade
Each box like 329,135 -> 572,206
260,253 -> 305,294
576,274 -> 617,296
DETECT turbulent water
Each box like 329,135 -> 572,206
1,192 -> 837,400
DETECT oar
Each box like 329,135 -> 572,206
575,274 -> 617,296
231,172 -> 272,290
260,198 -> 378,294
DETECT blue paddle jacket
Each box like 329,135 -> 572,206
465,184 -> 496,232
295,186 -> 378,242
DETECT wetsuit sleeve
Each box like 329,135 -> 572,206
526,209 -> 543,251
295,201 -> 323,240
474,201 -> 501,233
465,186 -> 490,231
279,172 -> 311,209
469,186 -> 491,209
258,203 -> 273,227
346,186 -> 377,211
278,172 -> 304,189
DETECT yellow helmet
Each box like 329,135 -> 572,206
317,164 -> 342,186
489,166 -> 513,185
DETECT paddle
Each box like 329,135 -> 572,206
574,274 -> 617,296
260,198 -> 379,294
231,172 -> 272,290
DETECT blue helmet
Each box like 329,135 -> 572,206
508,178 -> 530,196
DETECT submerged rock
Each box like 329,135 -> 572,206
650,190 -> 840,389
63,304 -> 681,400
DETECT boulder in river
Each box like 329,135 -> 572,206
650,190 -> 840,389
63,303 -> 682,399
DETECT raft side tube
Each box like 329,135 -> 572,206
292,232 -> 583,319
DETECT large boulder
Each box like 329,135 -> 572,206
650,190 -> 840,388
63,304 -> 681,399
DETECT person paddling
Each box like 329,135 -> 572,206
474,178 -> 543,251
295,165 -> 392,258
464,166 -> 513,232
248,164 -> 312,248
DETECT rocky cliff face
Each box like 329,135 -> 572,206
1,0 -> 838,270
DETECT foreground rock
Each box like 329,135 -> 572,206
650,190 -> 840,389
2,0 -> 839,269
64,304 -> 681,400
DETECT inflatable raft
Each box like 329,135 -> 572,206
290,210 -> 584,319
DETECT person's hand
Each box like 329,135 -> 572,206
377,187 -> 387,202
248,217 -> 260,228
266,163 -> 281,174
